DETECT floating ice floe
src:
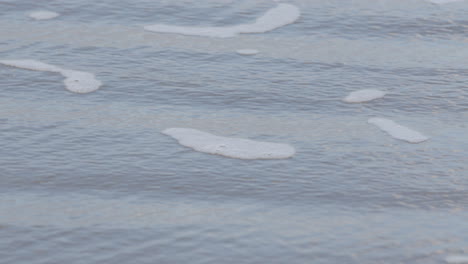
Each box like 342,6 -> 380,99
144,3 -> 300,38
162,128 -> 295,159
29,11 -> 60,20
236,49 -> 259,55
368,118 -> 429,143
446,255 -> 468,264
343,89 -> 386,103
0,59 -> 102,93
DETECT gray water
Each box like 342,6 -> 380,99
0,0 -> 467,263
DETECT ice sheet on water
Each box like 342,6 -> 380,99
368,118 -> 429,143
162,128 -> 295,159
144,4 -> 300,38
0,59 -> 101,94
343,89 -> 386,103
28,11 -> 59,20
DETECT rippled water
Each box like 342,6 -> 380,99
0,0 -> 467,263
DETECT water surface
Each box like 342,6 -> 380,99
0,0 -> 467,263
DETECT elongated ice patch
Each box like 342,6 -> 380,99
0,59 -> 101,93
163,128 -> 295,159
446,255 -> 468,264
29,11 -> 59,20
343,89 -> 386,103
236,49 -> 259,55
368,118 -> 429,143
144,4 -> 300,38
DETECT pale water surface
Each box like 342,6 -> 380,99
0,0 -> 467,263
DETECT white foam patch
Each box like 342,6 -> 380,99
446,255 -> 468,264
236,49 -> 259,55
61,70 -> 102,94
144,3 -> 300,38
0,59 -> 62,72
427,0 -> 466,4
162,128 -> 295,159
0,59 -> 101,93
343,89 -> 386,103
29,10 -> 59,20
368,118 -> 429,143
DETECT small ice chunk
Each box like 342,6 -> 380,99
343,89 -> 386,103
29,11 -> 59,20
0,59 -> 101,94
61,70 -> 102,94
0,59 -> 62,72
368,118 -> 429,143
236,49 -> 259,55
446,255 -> 468,264
162,128 -> 295,159
144,4 -> 300,38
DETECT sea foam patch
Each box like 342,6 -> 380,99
427,0 -> 465,4
144,3 -> 300,38
61,70 -> 102,94
0,59 -> 101,93
29,11 -> 59,20
343,89 -> 386,103
0,59 -> 62,72
162,128 -> 295,159
368,118 -> 429,143
236,49 -> 259,55
446,255 -> 468,264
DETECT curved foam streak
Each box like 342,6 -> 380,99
236,49 -> 259,55
144,4 -> 300,38
0,59 -> 101,93
445,255 -> 468,264
29,10 -> 59,20
162,128 -> 295,159
368,118 -> 429,143
427,0 -> 466,4
343,89 -> 386,103
0,59 -> 62,72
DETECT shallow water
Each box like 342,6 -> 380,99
0,0 -> 467,263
